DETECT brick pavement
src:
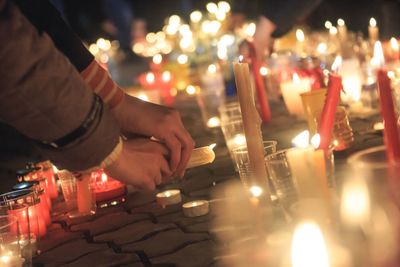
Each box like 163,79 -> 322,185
30,98 -> 383,267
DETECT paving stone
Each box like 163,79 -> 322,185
70,211 -> 149,236
179,173 -> 231,194
34,239 -> 108,267
121,228 -> 210,257
61,249 -> 140,267
131,202 -> 182,217
38,224 -> 83,253
123,191 -> 156,209
182,221 -> 210,233
118,262 -> 145,267
150,240 -> 216,267
94,220 -> 176,245
156,210 -> 213,227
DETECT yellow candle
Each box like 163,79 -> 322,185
281,73 -> 311,117
233,58 -> 271,197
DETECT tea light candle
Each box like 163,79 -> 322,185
186,145 -> 216,169
182,200 -> 209,217
156,189 -> 182,207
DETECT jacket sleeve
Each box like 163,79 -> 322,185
0,0 -> 120,171
12,0 -> 125,108
261,0 -> 322,37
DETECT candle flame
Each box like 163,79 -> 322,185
259,66 -> 269,76
291,221 -> 330,267
218,1 -> 231,13
191,201 -> 199,207
369,17 -> 377,27
317,43 -> 328,54
296,29 -> 305,42
153,54 -> 162,65
310,134 -> 321,149
337,18 -> 345,26
324,20 -> 332,29
209,143 -> 217,150
245,23 -> 256,37
373,41 -> 385,67
177,54 -> 188,64
207,64 -> 217,74
331,56 -> 342,72
249,186 -> 263,198
238,55 -> 244,63
293,73 -> 301,83
390,37 -> 399,51
329,26 -> 338,35
165,191 -> 171,197
206,2 -> 218,14
233,134 -> 246,146
0,255 -> 11,264
292,130 -> 310,148
162,71 -> 171,82
190,10 -> 202,23
146,72 -> 155,84
186,85 -> 197,95
101,173 -> 108,183
137,93 -> 149,102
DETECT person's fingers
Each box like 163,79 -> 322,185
160,156 -> 173,182
163,135 -> 182,172
154,172 -> 162,186
175,130 -> 195,178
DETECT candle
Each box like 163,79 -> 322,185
233,58 -> 272,197
286,135 -> 330,201
318,56 -> 343,151
291,221 -> 329,267
340,176 -> 370,227
156,189 -> 182,207
206,116 -> 221,128
291,130 -> 310,148
281,73 -> 312,117
300,89 -> 328,136
226,134 -> 247,151
0,254 -> 24,267
75,173 -> 95,215
295,29 -> 305,55
337,18 -> 347,42
377,69 -> 400,162
182,200 -> 209,217
368,17 -> 379,44
91,170 -> 127,203
37,161 -> 58,199
186,145 -> 216,169
339,58 -> 362,104
243,40 -> 272,122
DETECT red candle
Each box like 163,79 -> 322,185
244,40 -> 272,122
37,189 -> 51,226
38,161 -> 58,199
318,74 -> 343,150
91,170 -> 126,202
377,69 -> 400,162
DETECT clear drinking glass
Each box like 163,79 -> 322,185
196,88 -> 225,128
220,118 -> 245,168
0,215 -> 25,267
218,102 -> 242,123
232,141 -> 277,190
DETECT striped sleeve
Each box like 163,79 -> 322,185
81,60 -> 125,108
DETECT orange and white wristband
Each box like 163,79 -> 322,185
80,60 -> 125,109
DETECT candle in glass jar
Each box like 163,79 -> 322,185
281,73 -> 311,117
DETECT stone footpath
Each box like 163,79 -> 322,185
32,99 -> 383,267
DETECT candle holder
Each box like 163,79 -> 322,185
220,118 -> 245,170
17,168 -> 52,210
0,215 -> 25,267
182,200 -> 209,217
195,87 -> 225,129
35,161 -> 59,199
156,190 -> 182,208
231,141 -> 277,190
332,106 -> 354,151
90,170 -> 127,205
218,101 -> 242,123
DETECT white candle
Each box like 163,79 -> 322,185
338,58 -> 363,104
156,189 -> 182,207
182,200 -> 209,217
281,73 -> 311,117
337,18 -> 348,42
187,145 -> 216,169
368,17 -> 379,43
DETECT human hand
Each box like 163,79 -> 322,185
253,16 -> 277,60
104,138 -> 173,191
111,95 -> 195,178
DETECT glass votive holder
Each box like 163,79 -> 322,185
220,118 -> 245,168
0,215 -> 25,267
35,161 -> 58,199
265,148 -> 335,210
196,88 -> 225,129
218,102 -> 242,123
232,141 -> 278,190
58,171 -> 96,218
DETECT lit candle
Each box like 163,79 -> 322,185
286,134 -> 330,201
75,173 -> 95,215
186,145 -> 216,169
368,17 -> 379,43
91,170 -> 127,203
291,130 -> 310,148
206,116 -> 221,128
233,57 -> 272,197
0,254 -> 23,267
156,189 -> 182,207
340,176 -> 370,227
337,18 -> 347,42
226,134 -> 247,151
296,29 -> 305,55
281,73 -> 311,117
182,200 -> 209,217
339,58 -> 362,104
291,221 -> 329,267
37,161 -> 58,199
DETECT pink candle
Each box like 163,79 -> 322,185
377,69 -> 400,162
